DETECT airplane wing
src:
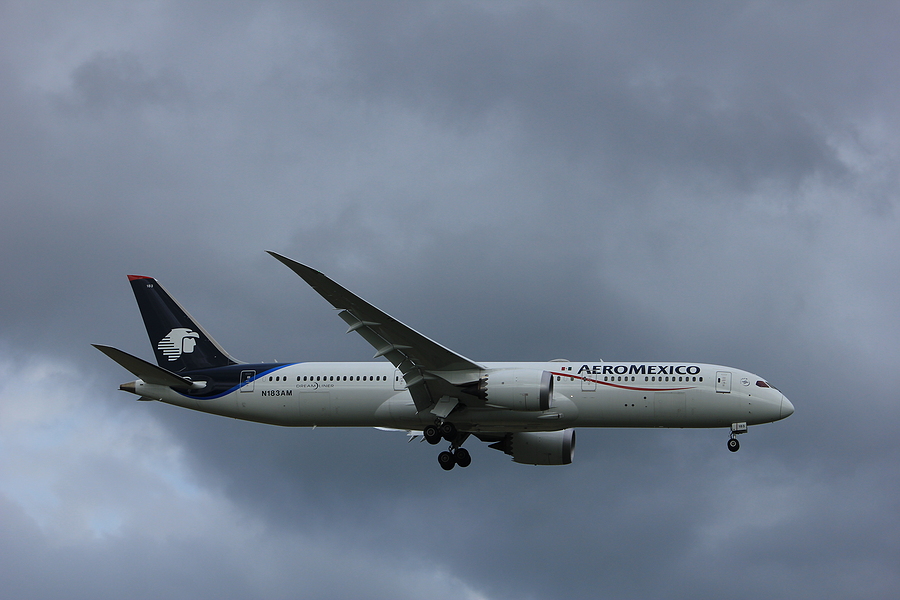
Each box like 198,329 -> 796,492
268,252 -> 484,412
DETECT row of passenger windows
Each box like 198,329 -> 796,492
270,373 -> 706,384
268,375 -> 389,382
557,375 -> 703,383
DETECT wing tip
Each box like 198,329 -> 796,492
266,251 -> 323,279
266,250 -> 297,268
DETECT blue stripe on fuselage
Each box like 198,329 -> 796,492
174,363 -> 297,400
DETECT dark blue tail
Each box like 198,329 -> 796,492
128,275 -> 240,372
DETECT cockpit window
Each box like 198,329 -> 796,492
755,380 -> 780,391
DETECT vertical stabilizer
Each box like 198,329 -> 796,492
128,275 -> 240,371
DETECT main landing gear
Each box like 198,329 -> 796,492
423,421 -> 456,444
424,420 -> 470,470
438,447 -> 471,470
728,422 -> 747,452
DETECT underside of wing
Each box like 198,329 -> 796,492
268,252 -> 484,412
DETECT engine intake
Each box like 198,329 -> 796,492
490,429 -> 576,465
477,369 -> 554,411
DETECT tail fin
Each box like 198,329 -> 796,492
128,275 -> 240,372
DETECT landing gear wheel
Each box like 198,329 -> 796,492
439,422 -> 458,442
454,448 -> 471,468
423,425 -> 441,445
438,451 -> 456,470
727,437 -> 740,452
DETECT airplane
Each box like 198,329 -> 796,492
94,251 -> 795,470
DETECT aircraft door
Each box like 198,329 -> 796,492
716,371 -> 732,393
393,369 -> 407,391
581,372 -> 596,392
240,370 -> 256,392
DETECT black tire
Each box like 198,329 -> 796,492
438,451 -> 455,470
727,437 -> 740,452
455,448 -> 472,468
424,425 -> 441,445
439,422 -> 457,442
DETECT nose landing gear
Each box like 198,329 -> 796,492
728,422 -> 747,452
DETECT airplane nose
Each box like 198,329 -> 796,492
780,396 -> 795,419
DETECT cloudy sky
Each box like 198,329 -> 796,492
1,1 -> 898,598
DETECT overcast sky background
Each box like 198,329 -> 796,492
1,1 -> 898,598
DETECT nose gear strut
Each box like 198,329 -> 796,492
728,422 -> 747,452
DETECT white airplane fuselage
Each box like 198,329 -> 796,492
98,253 -> 794,468
129,361 -> 792,432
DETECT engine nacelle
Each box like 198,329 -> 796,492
490,429 -> 576,465
480,369 -> 554,411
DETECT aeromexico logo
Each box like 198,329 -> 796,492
158,328 -> 200,361
577,364 -> 701,376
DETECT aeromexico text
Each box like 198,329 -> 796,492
577,364 -> 702,376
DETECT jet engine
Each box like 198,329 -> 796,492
474,369 -> 554,411
489,429 -> 576,465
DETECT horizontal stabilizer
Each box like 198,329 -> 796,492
375,427 -> 421,442
92,344 -> 196,390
